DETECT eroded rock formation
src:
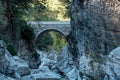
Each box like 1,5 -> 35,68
70,0 -> 120,56
0,0 -> 120,80
69,0 -> 120,79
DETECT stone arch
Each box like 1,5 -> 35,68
28,21 -> 71,42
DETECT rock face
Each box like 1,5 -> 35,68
69,0 -> 120,79
0,40 -> 31,79
69,0 -> 120,56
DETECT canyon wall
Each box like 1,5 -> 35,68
68,0 -> 120,79
69,0 -> 120,60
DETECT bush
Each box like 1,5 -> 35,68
37,32 -> 53,51
20,21 -> 35,42
7,44 -> 17,56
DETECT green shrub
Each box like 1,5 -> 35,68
37,32 -> 53,51
7,44 -> 17,56
20,21 -> 35,42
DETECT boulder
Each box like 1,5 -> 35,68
79,54 -> 106,80
36,49 -> 47,60
57,46 -> 73,74
66,67 -> 78,80
29,68 -> 61,80
12,56 -> 30,76
32,71 -> 61,80
21,75 -> 35,80
39,65 -> 50,72
0,40 -> 12,74
0,40 -> 16,77
41,57 -> 50,66
47,51 -> 58,61
0,73 -> 16,80
0,40 -> 30,79
57,46 -> 80,80
104,47 -> 120,80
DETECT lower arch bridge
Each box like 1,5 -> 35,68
28,21 -> 71,41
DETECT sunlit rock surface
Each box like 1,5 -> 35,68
104,47 -> 120,80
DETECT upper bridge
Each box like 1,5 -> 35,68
28,21 -> 71,40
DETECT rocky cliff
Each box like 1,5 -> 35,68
1,0 -> 120,80
68,0 -> 120,79
70,0 -> 120,56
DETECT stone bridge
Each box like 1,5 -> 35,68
28,21 -> 71,40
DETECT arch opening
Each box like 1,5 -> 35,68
35,29 -> 67,52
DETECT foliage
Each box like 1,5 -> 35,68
32,51 -> 39,60
36,32 -> 53,51
7,44 -> 17,56
22,0 -> 70,21
18,0 -> 47,21
58,0 -> 71,18
20,21 -> 35,43
50,31 -> 67,51
36,31 -> 67,51
0,0 -> 32,51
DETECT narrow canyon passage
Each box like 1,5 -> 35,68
0,0 -> 120,80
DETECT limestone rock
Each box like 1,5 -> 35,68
21,75 -> 35,80
0,40 -> 62,80
104,47 -> 120,80
69,0 -> 120,79
0,40 -> 30,79
32,71 -> 61,80
39,65 -> 50,72
47,52 -> 57,61
79,54 -> 105,80
57,46 -> 73,73
57,46 -> 80,80
12,56 -> 30,76
0,40 -> 15,76
66,67 -> 78,80
0,73 -> 16,80
36,50 -> 46,61
30,68 -> 61,80
41,57 -> 50,66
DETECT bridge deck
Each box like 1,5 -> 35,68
28,21 -> 70,25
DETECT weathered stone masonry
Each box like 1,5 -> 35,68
28,21 -> 71,40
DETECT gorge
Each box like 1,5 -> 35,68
0,0 -> 120,80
